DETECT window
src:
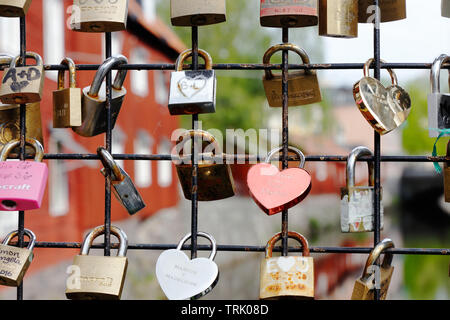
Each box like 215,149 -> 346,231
0,17 -> 20,55
134,129 -> 154,188
49,137 -> 69,217
154,69 -> 169,105
157,138 -> 172,188
43,0 -> 65,82
112,125 -> 127,169
130,48 -> 149,98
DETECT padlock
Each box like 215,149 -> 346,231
0,229 -> 35,287
262,43 -> 322,107
260,231 -> 314,300
428,54 -> 450,138
351,238 -> 395,300
0,0 -> 31,17
443,0 -> 450,18
358,0 -> 406,23
71,0 -> 128,33
247,146 -> 312,215
53,57 -> 82,128
72,55 -> 128,137
170,0 -> 226,26
156,231 -> 219,300
443,141 -> 450,202
260,0 -> 318,28
0,52 -> 45,105
318,0 -> 358,38
175,130 -> 235,201
353,58 -> 411,135
65,225 -> 128,300
97,147 -> 145,215
0,138 -> 48,211
340,146 -> 384,233
168,49 -> 216,115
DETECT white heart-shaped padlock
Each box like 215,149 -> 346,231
156,232 -> 219,300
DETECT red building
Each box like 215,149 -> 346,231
0,0 -> 184,273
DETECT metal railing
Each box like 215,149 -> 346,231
9,0 -> 450,301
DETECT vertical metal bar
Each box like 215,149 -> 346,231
16,15 -> 27,301
281,28 -> 289,256
191,26 -> 199,260
373,0 -> 381,301
104,32 -> 112,257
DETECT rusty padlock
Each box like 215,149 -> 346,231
260,0 -> 318,28
358,0 -> 406,23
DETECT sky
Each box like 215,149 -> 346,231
318,0 -> 450,86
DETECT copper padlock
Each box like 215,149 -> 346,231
263,43 -> 322,107
175,129 -> 235,201
358,0 -> 406,23
0,0 -> 31,17
53,57 -> 82,128
0,52 -> 45,105
260,0 -> 318,28
351,238 -> 395,300
170,0 -> 226,26
319,0 -> 358,38
260,231 -> 314,300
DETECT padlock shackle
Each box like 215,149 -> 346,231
175,129 -> 222,160
430,54 -> 450,94
57,57 -> 77,90
265,146 -> 306,169
88,55 -> 128,97
175,49 -> 213,72
2,228 -> 36,252
263,43 -> 312,79
10,52 -> 43,68
363,58 -> 398,86
265,231 -> 310,259
0,138 -> 44,162
80,225 -> 128,257
176,231 -> 217,261
346,146 -> 374,189
0,54 -> 13,66
362,238 -> 395,278
97,147 -> 125,182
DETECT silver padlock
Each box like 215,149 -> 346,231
168,48 -> 216,115
97,147 -> 145,215
72,55 -> 128,137
428,54 -> 450,138
340,146 -> 384,233
443,0 -> 450,18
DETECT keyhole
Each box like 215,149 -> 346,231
2,200 -> 17,210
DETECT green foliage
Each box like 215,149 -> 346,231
402,81 -> 449,156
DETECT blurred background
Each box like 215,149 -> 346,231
0,0 -> 448,300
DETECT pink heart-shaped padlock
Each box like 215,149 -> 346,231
247,147 -> 312,215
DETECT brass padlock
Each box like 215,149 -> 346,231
444,141 -> 450,202
170,0 -> 226,26
53,57 -> 82,128
0,229 -> 35,287
351,238 -> 395,300
71,0 -> 128,33
97,147 -> 146,215
443,0 -> 450,18
0,52 -> 45,105
168,49 -> 216,115
260,231 -> 314,300
263,43 -> 322,107
319,0 -> 358,38
175,129 -> 235,201
260,0 -> 318,28
72,55 -> 128,137
358,0 -> 406,23
0,0 -> 31,17
65,225 -> 128,300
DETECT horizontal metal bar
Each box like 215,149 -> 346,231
8,153 -> 449,163
22,242 -> 450,255
35,62 -> 450,71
